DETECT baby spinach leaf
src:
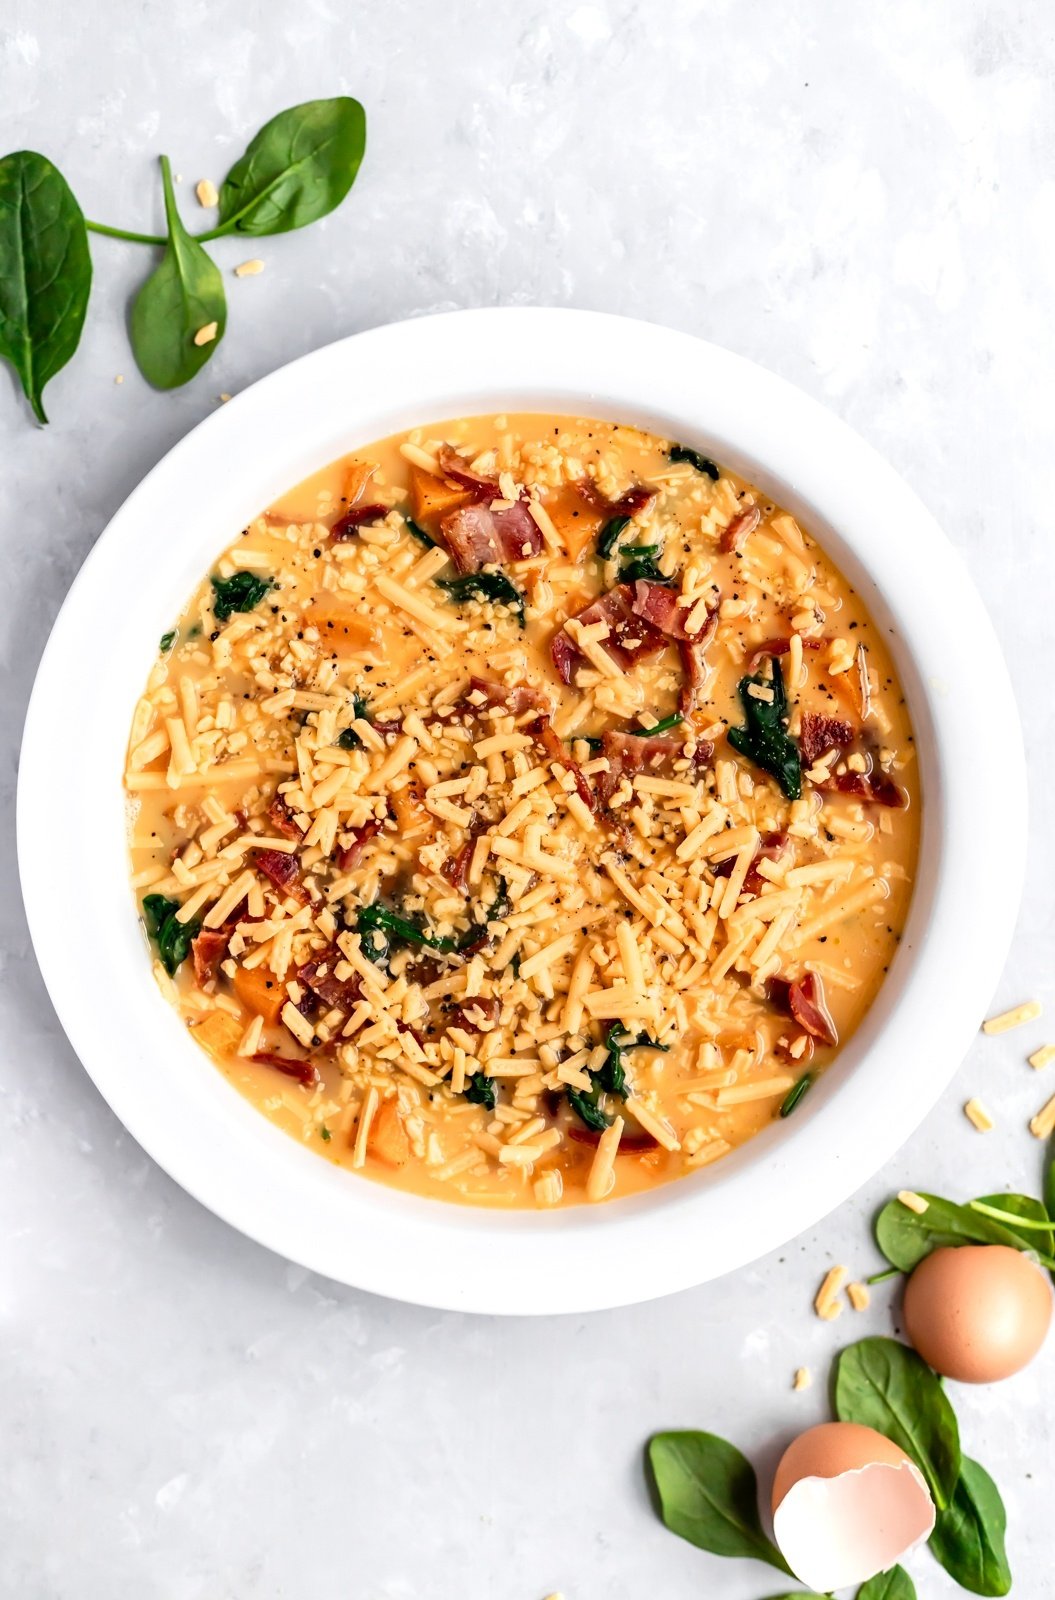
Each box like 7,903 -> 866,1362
630,712 -> 683,736
211,570 -> 273,622
567,1085 -> 612,1132
669,444 -> 719,480
436,572 -> 525,628
728,658 -> 801,800
875,1192 -> 1053,1273
159,630 -> 176,653
465,1071 -> 497,1112
929,1456 -> 1011,1596
647,1431 -> 791,1573
215,97 -> 366,237
142,893 -> 199,977
356,902 -> 459,956
779,1072 -> 813,1118
0,151 -> 92,423
598,514 -> 631,558
833,1336 -> 960,1510
405,517 -> 436,548
856,1567 -> 916,1600
619,547 -> 670,585
131,156 -> 226,390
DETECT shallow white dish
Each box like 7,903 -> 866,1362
18,308 -> 1026,1315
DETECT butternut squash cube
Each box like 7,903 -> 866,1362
543,487 -> 603,561
192,1011 -> 243,1061
409,464 -> 472,525
233,963 -> 285,1026
370,1099 -> 410,1166
306,596 -> 380,658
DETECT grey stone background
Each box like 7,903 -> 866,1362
2,2 -> 1052,1595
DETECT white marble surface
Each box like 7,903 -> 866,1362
2,2 -> 1053,1596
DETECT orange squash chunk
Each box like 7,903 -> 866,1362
408,464 -> 472,525
543,487 -> 604,561
192,1011 -> 243,1061
343,459 -> 377,506
390,781 -> 431,838
370,1099 -> 410,1166
306,596 -> 380,658
233,963 -> 285,1026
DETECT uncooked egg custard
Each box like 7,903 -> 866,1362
124,414 -> 919,1207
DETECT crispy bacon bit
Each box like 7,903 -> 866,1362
253,847 -> 308,903
438,498 -> 543,573
746,636 -> 824,671
267,795 -> 304,840
719,504 -> 761,554
579,480 -> 656,520
465,675 -> 548,718
330,503 -> 388,540
252,1051 -> 318,1086
568,1124 -> 659,1151
713,830 -> 789,896
372,716 -> 404,737
526,712 -> 597,815
799,712 -> 855,768
443,812 -> 487,889
335,817 -> 384,873
448,996 -> 501,1032
596,728 -> 713,806
628,579 -> 717,714
827,767 -> 905,808
776,1032 -> 816,1066
297,948 -> 363,1013
551,584 -> 668,684
436,443 -> 498,497
191,928 -> 229,986
769,972 -> 838,1048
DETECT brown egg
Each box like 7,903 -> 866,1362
903,1244 -> 1053,1383
771,1421 -> 935,1592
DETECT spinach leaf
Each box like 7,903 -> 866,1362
598,514 -> 631,558
874,1191 -> 1054,1274
355,902 -> 459,956
215,97 -> 366,237
647,1431 -> 790,1573
159,630 -> 176,653
619,547 -> 670,585
929,1456 -> 1011,1596
0,151 -> 92,423
465,1071 -> 497,1112
779,1072 -> 813,1118
833,1336 -> 960,1510
436,573 -> 525,628
211,570 -> 273,622
566,1028 -> 666,1131
630,712 -> 683,736
405,517 -> 435,548
142,893 -> 199,977
727,658 -> 801,800
669,444 -> 719,480
337,692 -> 372,748
856,1568 -> 917,1600
131,156 -> 226,389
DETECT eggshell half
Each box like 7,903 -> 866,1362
772,1421 -> 936,1593
903,1244 -> 1053,1383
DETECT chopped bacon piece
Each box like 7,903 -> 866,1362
330,503 -> 388,540
335,817 -> 384,873
252,1051 -> 318,1086
769,972 -> 838,1048
627,581 -> 719,713
776,1032 -> 816,1066
827,767 -> 905,808
297,948 -> 363,1013
253,847 -> 308,904
579,480 -> 656,520
443,812 -> 487,890
568,1124 -> 659,1151
719,504 -> 761,554
191,928 -> 229,987
372,716 -> 404,737
526,712 -> 597,815
436,443 -> 498,497
799,712 -> 855,768
551,584 -> 668,684
596,728 -> 713,806
438,498 -> 543,572
267,795 -> 304,840
746,636 -> 824,671
713,830 -> 789,896
448,996 -> 501,1032
464,675 -> 549,718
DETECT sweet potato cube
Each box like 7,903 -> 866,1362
409,465 -> 472,525
233,963 -> 285,1026
306,596 -> 380,658
543,487 -> 604,561
369,1099 -> 410,1166
192,1011 -> 243,1061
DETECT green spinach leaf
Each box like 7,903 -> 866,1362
779,1072 -> 813,1117
436,573 -> 525,628
567,1085 -> 612,1132
405,516 -> 436,548
216,97 -> 366,237
647,1431 -> 790,1572
0,151 -> 92,423
598,514 -> 630,558
833,1336 -> 960,1510
669,444 -> 719,480
159,630 -> 176,653
619,546 -> 670,585
728,658 -> 801,800
131,156 -> 226,389
630,712 -> 683,736
929,1456 -> 1011,1596
856,1567 -> 917,1600
1045,1138 -> 1055,1225
142,893 -> 199,977
211,570 -> 273,622
465,1071 -> 497,1112
875,1191 -> 1054,1273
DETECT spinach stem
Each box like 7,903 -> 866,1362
968,1199 -> 1055,1234
86,218 -> 167,246
865,1266 -> 902,1286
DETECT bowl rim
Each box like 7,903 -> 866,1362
17,307 -> 1027,1315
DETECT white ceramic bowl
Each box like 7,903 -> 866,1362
18,308 -> 1026,1315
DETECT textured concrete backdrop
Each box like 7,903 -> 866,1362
2,3 -> 1053,1596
